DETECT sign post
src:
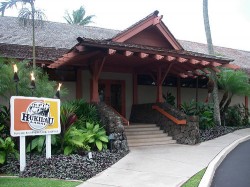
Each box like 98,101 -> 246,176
10,96 -> 60,171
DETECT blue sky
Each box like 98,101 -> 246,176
4,0 -> 250,51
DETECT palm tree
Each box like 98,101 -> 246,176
203,0 -> 221,126
64,6 -> 94,26
218,69 -> 250,116
0,0 -> 46,69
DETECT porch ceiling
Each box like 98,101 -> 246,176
49,37 -> 239,78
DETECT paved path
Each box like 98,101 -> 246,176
78,128 -> 250,187
211,139 -> 250,187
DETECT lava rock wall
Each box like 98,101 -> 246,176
94,102 -> 129,152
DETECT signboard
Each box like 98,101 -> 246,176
10,96 -> 61,137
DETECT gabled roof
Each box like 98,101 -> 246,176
0,15 -> 249,71
112,10 -> 183,50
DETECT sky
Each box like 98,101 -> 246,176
3,0 -> 250,51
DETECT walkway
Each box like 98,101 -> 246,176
211,139 -> 250,187
78,128 -> 250,187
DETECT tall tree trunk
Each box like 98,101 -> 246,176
203,0 -> 221,126
31,1 -> 36,69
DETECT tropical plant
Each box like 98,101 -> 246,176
26,135 -> 58,153
0,125 -> 18,164
82,122 -> 108,151
218,69 -> 250,117
224,104 -> 249,127
0,0 -> 46,68
59,102 -> 78,153
181,100 -> 197,116
64,6 -> 94,26
63,126 -> 90,155
163,92 -> 175,106
203,0 -> 221,126
69,99 -> 99,125
0,104 -> 10,137
0,59 -> 66,102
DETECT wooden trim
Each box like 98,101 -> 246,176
152,105 -> 186,125
108,49 -> 116,55
166,56 -> 176,62
124,51 -> 134,57
76,69 -> 82,99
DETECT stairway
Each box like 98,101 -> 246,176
124,123 -> 176,147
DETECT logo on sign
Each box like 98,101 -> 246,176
21,101 -> 54,130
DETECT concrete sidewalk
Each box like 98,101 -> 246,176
78,128 -> 250,187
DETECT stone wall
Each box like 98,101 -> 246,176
95,102 -> 129,152
130,103 -> 200,144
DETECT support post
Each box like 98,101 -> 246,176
196,77 -> 199,103
90,58 -> 105,102
133,72 -> 138,104
46,135 -> 51,159
156,67 -> 164,103
177,77 -> 181,109
76,69 -> 82,99
20,136 -> 26,172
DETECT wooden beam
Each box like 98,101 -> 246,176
193,69 -> 203,76
200,60 -> 210,66
221,64 -> 240,70
156,67 -> 164,103
160,63 -> 174,85
108,49 -> 116,55
179,73 -> 188,78
138,52 -> 149,59
124,51 -> 134,57
177,57 -> 188,63
62,52 -> 76,58
211,61 -> 222,67
75,45 -> 85,52
190,59 -> 200,65
96,57 -> 106,79
154,54 -> 164,60
166,56 -> 176,62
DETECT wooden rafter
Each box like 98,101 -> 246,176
154,54 -> 164,60
221,64 -> 240,69
138,52 -> 149,59
177,57 -> 188,63
190,59 -> 200,65
108,49 -> 116,55
211,61 -> 222,67
200,60 -> 210,66
166,55 -> 176,62
124,51 -> 134,57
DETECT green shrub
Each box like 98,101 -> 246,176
82,122 -> 109,151
0,125 -> 18,164
163,92 -> 175,106
224,104 -> 249,127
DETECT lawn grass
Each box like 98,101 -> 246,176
181,168 -> 206,187
0,177 -> 82,187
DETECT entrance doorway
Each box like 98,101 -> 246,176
98,80 -> 126,116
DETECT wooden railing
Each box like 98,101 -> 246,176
108,105 -> 130,126
152,105 -> 186,125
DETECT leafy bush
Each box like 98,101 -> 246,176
163,92 -> 175,106
224,104 -> 249,127
82,122 -> 108,151
0,125 -> 18,164
69,99 -> 99,124
181,100 -> 215,129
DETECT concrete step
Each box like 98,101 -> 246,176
127,136 -> 173,144
125,124 -> 157,128
125,123 -> 176,147
128,140 -> 176,147
126,133 -> 168,139
125,130 -> 164,136
125,127 -> 160,132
